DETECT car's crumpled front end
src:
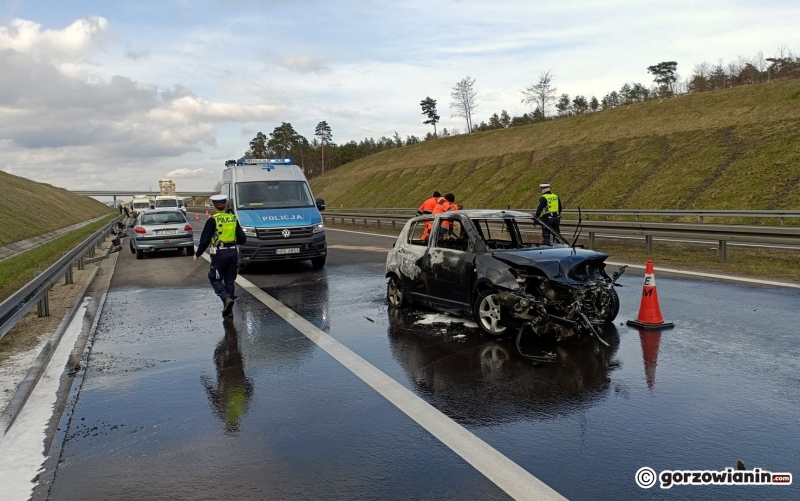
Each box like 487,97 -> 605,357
486,248 -> 627,343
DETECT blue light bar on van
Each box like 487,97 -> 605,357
236,158 -> 292,165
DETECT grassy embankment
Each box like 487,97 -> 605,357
0,215 -> 115,302
311,79 -> 800,222
0,170 -> 113,247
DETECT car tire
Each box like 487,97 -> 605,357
311,256 -> 326,269
474,289 -> 508,337
604,287 -> 620,324
387,275 -> 406,308
129,241 -> 136,254
136,248 -> 144,260
186,246 -> 194,256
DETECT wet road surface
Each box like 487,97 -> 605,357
41,225 -> 800,500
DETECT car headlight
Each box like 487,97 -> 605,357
242,226 -> 257,237
312,222 -> 324,234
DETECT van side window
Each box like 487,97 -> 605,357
407,221 -> 430,246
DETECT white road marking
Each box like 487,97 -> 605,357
0,299 -> 89,501
202,253 -> 565,500
607,261 -> 800,289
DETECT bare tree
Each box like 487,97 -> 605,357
449,76 -> 478,132
521,70 -> 557,117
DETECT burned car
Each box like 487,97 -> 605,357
385,210 -> 625,346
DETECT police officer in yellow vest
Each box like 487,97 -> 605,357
194,194 -> 247,317
535,183 -> 563,246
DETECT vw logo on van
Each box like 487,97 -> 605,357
282,229 -> 291,238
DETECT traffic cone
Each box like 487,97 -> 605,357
205,209 -> 210,217
626,260 -> 674,329
639,330 -> 662,389
194,212 -> 199,221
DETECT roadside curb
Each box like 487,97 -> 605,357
0,262 -> 102,434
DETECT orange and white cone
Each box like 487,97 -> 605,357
626,260 -> 674,329
194,212 -> 200,221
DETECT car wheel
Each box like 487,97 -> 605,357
136,249 -> 144,260
129,241 -> 136,254
604,287 -> 620,324
238,263 -> 248,274
186,246 -> 194,256
311,256 -> 326,269
474,290 -> 508,336
387,275 -> 406,308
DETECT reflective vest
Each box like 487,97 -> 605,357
542,193 -> 560,216
419,197 -> 442,214
211,212 -> 238,246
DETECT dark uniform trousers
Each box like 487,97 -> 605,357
209,248 -> 238,302
541,215 -> 561,246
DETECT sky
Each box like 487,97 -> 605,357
1,0 -> 798,192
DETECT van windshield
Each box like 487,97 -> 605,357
133,202 -> 149,209
155,199 -> 178,208
235,181 -> 314,209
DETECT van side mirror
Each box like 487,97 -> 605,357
316,198 -> 326,211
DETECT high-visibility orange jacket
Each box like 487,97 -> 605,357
419,197 -> 442,214
432,199 -> 452,215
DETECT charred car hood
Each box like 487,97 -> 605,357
491,246 -> 609,283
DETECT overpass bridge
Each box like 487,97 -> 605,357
71,190 -> 218,204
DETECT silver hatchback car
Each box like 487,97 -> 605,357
130,209 -> 195,259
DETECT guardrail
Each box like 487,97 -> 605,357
324,208 -> 800,225
321,211 -> 800,263
0,215 -> 122,341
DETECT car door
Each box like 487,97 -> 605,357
428,216 -> 474,308
398,219 -> 434,302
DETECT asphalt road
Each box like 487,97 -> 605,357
38,222 -> 800,500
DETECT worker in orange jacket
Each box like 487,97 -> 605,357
417,191 -> 442,215
419,191 -> 443,241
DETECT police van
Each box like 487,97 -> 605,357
219,158 -> 326,270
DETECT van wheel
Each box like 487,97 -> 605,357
136,249 -> 144,260
311,256 -> 326,269
474,289 -> 508,337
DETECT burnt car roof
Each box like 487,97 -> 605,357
410,209 -> 532,221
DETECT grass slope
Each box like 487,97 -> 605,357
311,80 -> 800,214
0,171 -> 113,247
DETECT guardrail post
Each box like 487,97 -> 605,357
589,232 -> 595,249
363,219 -> 367,227
64,251 -> 74,285
719,240 -> 727,263
699,216 -> 704,223
88,245 -> 95,258
377,220 -> 381,229
35,271 -> 50,318
780,217 -> 785,226
645,235 -> 653,254
352,218 -> 355,226
392,220 -> 396,230
635,214 -> 640,222
77,256 -> 85,270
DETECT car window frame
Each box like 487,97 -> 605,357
406,218 -> 433,247
432,216 -> 470,252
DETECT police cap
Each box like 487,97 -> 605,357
539,183 -> 551,189
210,194 -> 228,204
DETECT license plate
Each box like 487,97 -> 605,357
156,229 -> 178,235
276,248 -> 300,255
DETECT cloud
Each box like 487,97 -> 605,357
265,53 -> 331,74
125,49 -> 150,60
167,168 -> 204,177
0,16 -> 108,62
